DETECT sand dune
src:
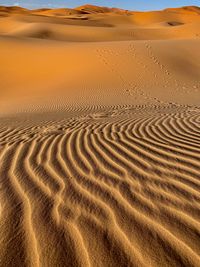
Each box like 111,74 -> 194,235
1,105 -> 200,267
0,4 -> 200,267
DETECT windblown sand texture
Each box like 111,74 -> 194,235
0,4 -> 200,267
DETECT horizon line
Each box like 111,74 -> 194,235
0,3 -> 200,12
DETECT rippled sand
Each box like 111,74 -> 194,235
0,5 -> 200,267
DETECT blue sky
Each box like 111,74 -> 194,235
0,0 -> 199,10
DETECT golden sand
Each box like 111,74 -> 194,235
0,5 -> 200,267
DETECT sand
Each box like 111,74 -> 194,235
0,5 -> 200,267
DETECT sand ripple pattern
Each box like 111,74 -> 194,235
0,105 -> 200,267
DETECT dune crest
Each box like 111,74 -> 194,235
0,5 -> 200,41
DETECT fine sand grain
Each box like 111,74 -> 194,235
0,5 -> 200,267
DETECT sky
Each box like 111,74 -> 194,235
0,0 -> 199,10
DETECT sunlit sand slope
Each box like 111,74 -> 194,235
0,38 -> 199,113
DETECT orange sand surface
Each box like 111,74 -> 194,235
0,5 -> 200,267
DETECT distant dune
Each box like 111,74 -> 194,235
32,8 -> 86,16
0,4 -> 200,267
164,6 -> 200,14
1,5 -> 200,41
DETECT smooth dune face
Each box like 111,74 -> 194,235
0,5 -> 200,267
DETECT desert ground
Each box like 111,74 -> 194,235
0,4 -> 200,267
